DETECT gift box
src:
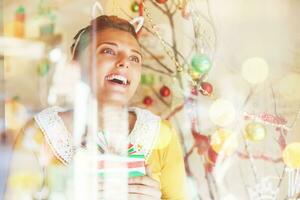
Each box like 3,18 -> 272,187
97,154 -> 145,178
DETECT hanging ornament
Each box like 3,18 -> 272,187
143,96 -> 153,106
191,54 -> 212,74
155,0 -> 168,4
191,87 -> 198,96
244,122 -> 267,142
210,129 -> 238,155
283,143 -> 300,169
160,85 -> 171,97
204,162 -> 214,173
207,146 -> 218,164
131,1 -> 139,13
37,60 -> 50,76
141,74 -> 155,86
192,131 -> 210,155
199,82 -> 213,96
189,69 -> 201,81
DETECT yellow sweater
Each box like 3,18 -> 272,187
8,118 -> 187,200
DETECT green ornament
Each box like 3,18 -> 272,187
131,1 -> 139,13
191,54 -> 212,73
141,74 -> 155,86
38,61 -> 50,76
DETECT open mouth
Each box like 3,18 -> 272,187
105,74 -> 130,86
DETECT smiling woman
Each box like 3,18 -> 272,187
6,15 -> 187,200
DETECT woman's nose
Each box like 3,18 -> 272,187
116,54 -> 128,68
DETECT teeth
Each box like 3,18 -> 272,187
105,74 -> 128,85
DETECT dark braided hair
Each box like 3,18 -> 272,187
70,15 -> 138,60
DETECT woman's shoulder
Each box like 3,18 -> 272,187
32,106 -> 73,165
34,106 -> 73,133
14,118 -> 43,150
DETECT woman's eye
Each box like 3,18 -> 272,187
102,48 -> 115,55
129,56 -> 140,63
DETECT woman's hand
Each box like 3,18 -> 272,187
128,166 -> 161,199
98,166 -> 161,200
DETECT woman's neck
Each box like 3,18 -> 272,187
98,105 -> 137,135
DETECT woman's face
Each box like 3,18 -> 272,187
86,28 -> 142,106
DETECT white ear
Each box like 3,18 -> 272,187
92,1 -> 104,18
130,16 -> 144,33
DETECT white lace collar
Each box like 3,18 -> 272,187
34,106 -> 73,165
128,107 -> 161,160
34,106 -> 161,165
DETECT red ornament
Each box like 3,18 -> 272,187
143,96 -> 153,106
192,131 -> 210,155
204,162 -> 214,173
191,87 -> 198,96
155,0 -> 168,4
160,85 -> 171,97
138,1 -> 143,16
200,82 -> 213,96
207,147 -> 218,164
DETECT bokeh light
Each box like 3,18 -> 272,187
241,57 -> 269,84
277,73 -> 300,100
209,98 -> 236,127
283,143 -> 300,169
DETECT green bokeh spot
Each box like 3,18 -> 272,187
131,2 -> 139,13
38,61 -> 50,76
16,6 -> 25,14
141,74 -> 155,86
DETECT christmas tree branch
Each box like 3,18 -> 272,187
184,146 -> 194,176
147,0 -> 169,15
242,139 -> 259,183
142,64 -> 174,76
164,3 -> 180,65
165,102 -> 184,120
205,171 -> 216,200
276,165 -> 286,189
206,0 -> 218,52
165,0 -> 177,15
150,86 -> 171,107
142,25 -> 190,67
140,43 -> 174,73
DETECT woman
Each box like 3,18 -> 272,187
8,15 -> 187,200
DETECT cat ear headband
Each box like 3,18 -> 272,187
92,1 -> 144,33
71,1 -> 144,59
